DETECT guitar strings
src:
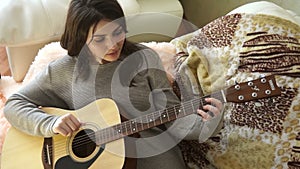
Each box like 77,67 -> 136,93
45,84 -> 251,156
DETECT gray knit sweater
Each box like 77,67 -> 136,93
4,47 -> 206,169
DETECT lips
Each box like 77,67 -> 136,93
107,51 -> 118,55
106,48 -> 119,55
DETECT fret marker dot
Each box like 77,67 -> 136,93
133,128 -> 136,131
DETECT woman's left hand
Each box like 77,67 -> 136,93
197,98 -> 223,121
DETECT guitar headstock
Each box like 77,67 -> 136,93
225,75 -> 281,103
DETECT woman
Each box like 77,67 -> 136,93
4,0 -> 223,168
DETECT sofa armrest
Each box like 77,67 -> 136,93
117,0 -> 140,15
0,0 -> 69,47
0,0 -> 69,82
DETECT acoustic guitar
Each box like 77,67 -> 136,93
1,75 -> 281,169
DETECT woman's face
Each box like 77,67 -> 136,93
87,19 -> 126,64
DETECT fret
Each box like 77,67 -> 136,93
156,111 -> 163,125
180,103 -> 186,117
173,106 -> 178,119
137,117 -> 144,131
160,110 -> 169,124
114,124 -> 122,138
145,115 -> 150,129
117,124 -> 123,136
102,128 -> 108,144
190,99 -> 196,112
107,126 -> 111,142
167,107 -> 176,121
154,111 -> 162,126
96,130 -> 102,145
102,127 -> 108,144
124,121 -> 128,136
140,115 -> 150,130
109,127 -> 115,141
110,127 -> 117,141
126,121 -> 132,135
106,127 -> 112,142
166,108 -> 170,121
158,110 -> 163,124
140,116 -> 149,130
130,119 -> 137,133
174,104 -> 183,119
127,121 -> 133,135
147,113 -> 155,129
151,113 -> 156,127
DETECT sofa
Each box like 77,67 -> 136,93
1,1 -> 300,169
0,0 -> 184,82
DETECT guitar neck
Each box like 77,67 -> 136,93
94,74 -> 281,145
95,90 -> 226,145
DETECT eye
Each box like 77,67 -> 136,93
113,27 -> 124,36
93,36 -> 105,43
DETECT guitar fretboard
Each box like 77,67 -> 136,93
95,90 -> 225,145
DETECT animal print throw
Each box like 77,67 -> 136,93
171,13 -> 300,169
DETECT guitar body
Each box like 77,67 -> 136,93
1,98 -> 125,169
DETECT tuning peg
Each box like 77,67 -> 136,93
248,81 -> 254,86
251,92 -> 258,98
261,78 -> 267,83
235,85 -> 241,90
238,95 -> 244,101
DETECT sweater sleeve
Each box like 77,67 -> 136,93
4,58 -> 72,137
140,48 -> 211,141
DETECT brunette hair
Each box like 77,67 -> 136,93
60,0 -> 127,56
60,0 -> 142,81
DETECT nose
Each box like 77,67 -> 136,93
105,36 -> 116,49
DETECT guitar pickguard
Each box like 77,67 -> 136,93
55,146 -> 105,169
42,128 -> 106,169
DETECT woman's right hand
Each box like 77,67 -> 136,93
52,113 -> 82,136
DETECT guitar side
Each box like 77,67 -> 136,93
1,98 -> 125,169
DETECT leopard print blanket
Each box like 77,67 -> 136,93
171,13 -> 300,169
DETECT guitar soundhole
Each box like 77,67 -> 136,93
72,129 -> 96,158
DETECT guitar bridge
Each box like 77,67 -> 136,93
42,137 -> 53,169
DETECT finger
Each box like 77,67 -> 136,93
53,123 -> 71,136
203,104 -> 220,117
53,114 -> 80,136
65,115 -> 81,131
197,109 -> 211,121
69,115 -> 81,127
205,98 -> 223,110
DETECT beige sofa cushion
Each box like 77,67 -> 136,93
0,0 -> 69,47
